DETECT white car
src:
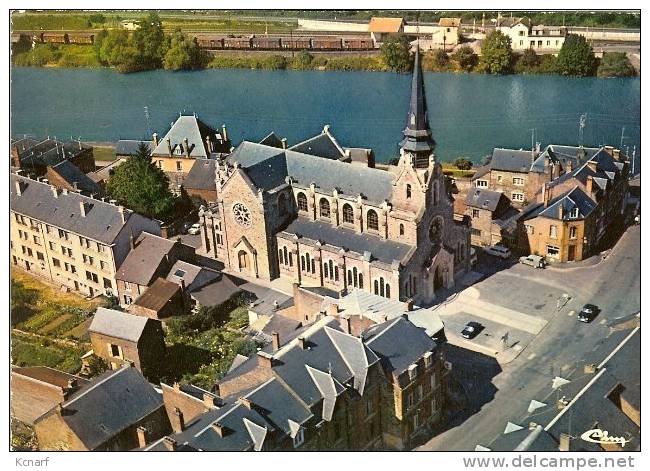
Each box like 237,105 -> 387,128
187,223 -> 201,235
483,245 -> 511,259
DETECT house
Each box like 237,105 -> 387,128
115,139 -> 152,158
148,115 -> 232,192
10,173 -> 161,298
496,17 -> 567,53
368,17 -> 405,44
88,307 -> 166,381
11,137 -> 95,177
11,367 -> 90,425
146,312 -> 447,451
472,147 -> 535,207
115,232 -> 195,307
33,365 -> 170,451
45,160 -> 102,196
182,158 -> 217,203
464,187 -> 517,247
197,49 -> 471,305
127,278 -> 184,320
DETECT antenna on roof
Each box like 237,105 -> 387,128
578,113 -> 587,147
144,106 -> 151,137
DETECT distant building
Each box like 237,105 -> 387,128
405,17 -> 461,50
33,365 -> 170,451
115,139 -> 152,159
120,19 -> 141,31
496,17 -> 567,53
11,137 -> 95,177
149,115 -> 232,192
11,367 -> 89,425
88,307 -> 166,381
10,173 -> 161,298
472,147 -> 536,207
368,17 -> 405,44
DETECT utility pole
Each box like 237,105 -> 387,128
144,106 -> 151,137
530,128 -> 536,152
631,145 -> 636,176
620,126 -> 626,150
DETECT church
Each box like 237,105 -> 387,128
196,49 -> 471,304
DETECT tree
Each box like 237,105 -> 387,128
163,30 -> 206,70
452,45 -> 478,72
454,158 -> 473,170
479,30 -> 513,74
133,11 -> 166,68
380,34 -> 412,72
431,49 -> 449,69
98,29 -> 140,72
597,52 -> 636,77
514,48 -> 540,73
106,143 -> 177,220
555,34 -> 597,77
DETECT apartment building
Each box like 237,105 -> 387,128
10,173 -> 161,298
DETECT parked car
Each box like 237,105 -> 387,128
187,223 -> 201,235
180,222 -> 193,234
470,247 -> 478,267
578,304 -> 599,323
519,254 -> 546,268
483,245 -> 511,259
461,321 -> 483,339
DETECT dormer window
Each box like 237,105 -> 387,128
570,207 -> 579,218
424,351 -> 433,368
408,363 -> 417,381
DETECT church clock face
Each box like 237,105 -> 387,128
232,203 -> 252,228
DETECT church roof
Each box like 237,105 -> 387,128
400,48 -> 436,154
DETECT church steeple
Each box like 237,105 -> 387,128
399,47 -> 436,168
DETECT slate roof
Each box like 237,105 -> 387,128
10,174 -> 148,244
490,148 -> 534,173
87,158 -> 124,183
362,316 -> 437,376
49,160 -> 102,195
151,115 -> 221,159
183,158 -> 216,191
46,366 -> 164,450
520,187 -> 597,222
258,132 -> 285,148
465,187 -> 504,212
280,217 -> 412,264
189,273 -> 242,308
248,289 -> 294,318
131,278 -> 181,312
166,260 -> 220,292
115,232 -> 178,285
400,48 -> 436,154
115,140 -> 152,156
12,138 -> 91,168
89,307 -> 149,343
289,128 -> 347,160
227,141 -> 395,203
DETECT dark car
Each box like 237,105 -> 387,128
461,321 -> 483,339
578,304 -> 599,323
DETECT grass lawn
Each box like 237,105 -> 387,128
93,146 -> 116,162
11,334 -> 83,374
441,163 -> 476,179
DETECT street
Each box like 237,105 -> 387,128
418,224 -> 640,451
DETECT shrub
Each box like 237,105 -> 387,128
454,158 -> 473,170
452,46 -> 478,72
597,52 -> 636,77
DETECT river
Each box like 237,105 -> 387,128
10,67 -> 640,167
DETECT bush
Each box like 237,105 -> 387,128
452,46 -> 478,72
424,49 -> 451,72
11,337 -> 82,374
292,50 -> 314,69
380,34 -> 412,72
454,158 -> 473,170
597,52 -> 636,77
479,30 -> 513,74
555,34 -> 597,76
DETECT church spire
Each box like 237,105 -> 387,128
399,47 -> 436,166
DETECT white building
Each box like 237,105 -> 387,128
496,17 -> 567,53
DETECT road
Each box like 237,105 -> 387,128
418,225 -> 640,451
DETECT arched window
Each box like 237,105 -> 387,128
305,252 -> 310,270
301,255 -> 306,272
278,193 -> 288,216
320,198 -> 330,218
385,283 -> 390,298
348,270 -> 353,286
353,267 -> 358,288
367,209 -> 379,231
400,224 -> 405,236
334,265 -> 339,281
238,250 -> 249,270
297,192 -> 308,212
342,204 -> 354,224
328,260 -> 334,280
374,280 -> 379,295
278,248 -> 284,265
358,273 -> 364,289
311,259 -> 315,274
380,277 -> 385,297
283,246 -> 288,266
288,252 -> 293,267
323,261 -> 329,279
406,184 -> 412,199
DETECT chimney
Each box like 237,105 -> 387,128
257,351 -> 274,368
66,378 -> 78,390
271,332 -> 280,352
14,180 -> 23,196
137,426 -> 148,448
79,201 -> 87,217
323,124 -> 330,134
543,183 -> 550,208
558,204 -> 564,220
240,397 -> 253,410
559,433 -> 571,451
604,145 -> 614,156
51,186 -> 59,198
281,138 -> 287,149
162,436 -> 177,451
118,206 -> 126,224
402,313 -> 409,322
586,175 -> 594,195
153,132 -> 159,146
327,303 -> 339,317
212,422 -> 226,438
612,148 -> 620,160
184,137 -> 190,157
272,300 -> 279,311
576,146 -> 585,163
222,124 -> 228,142
205,135 -> 213,153
180,278 -> 186,292
552,162 -> 560,180
167,138 -> 172,156
297,337 -> 307,349
170,407 -> 185,432
543,156 -> 551,176
72,181 -> 79,191
566,160 -> 573,173
406,298 -> 415,311
340,315 -> 352,334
